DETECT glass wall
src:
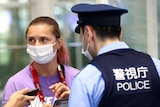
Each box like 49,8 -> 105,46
121,0 -> 147,52
158,0 -> 160,57
0,0 -> 30,102
0,0 -> 160,104
53,0 -> 96,69
122,0 -> 159,58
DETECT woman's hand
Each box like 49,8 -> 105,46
42,103 -> 52,107
49,82 -> 70,99
4,88 -> 35,107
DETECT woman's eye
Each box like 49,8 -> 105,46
41,38 -> 48,42
28,38 -> 35,43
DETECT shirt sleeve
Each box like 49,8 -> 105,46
151,57 -> 160,77
68,64 -> 104,107
1,78 -> 17,107
68,76 -> 91,107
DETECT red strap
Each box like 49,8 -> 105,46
58,65 -> 67,86
30,63 -> 45,102
30,63 -> 66,103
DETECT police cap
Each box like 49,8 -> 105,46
71,3 -> 128,33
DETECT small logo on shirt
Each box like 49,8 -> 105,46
28,96 -> 55,107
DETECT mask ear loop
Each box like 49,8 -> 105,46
54,37 -> 63,50
52,42 -> 57,46
82,30 -> 89,52
52,42 -> 57,53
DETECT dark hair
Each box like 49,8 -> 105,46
25,16 -> 70,65
82,25 -> 121,40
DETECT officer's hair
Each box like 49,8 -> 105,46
93,26 -> 121,40
82,26 -> 121,40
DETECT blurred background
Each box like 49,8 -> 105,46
0,0 -> 160,104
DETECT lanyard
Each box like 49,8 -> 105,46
30,63 -> 66,103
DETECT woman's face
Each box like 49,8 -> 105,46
26,24 -> 57,46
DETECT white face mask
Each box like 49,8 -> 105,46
26,43 -> 57,64
81,34 -> 93,61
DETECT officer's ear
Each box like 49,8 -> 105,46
119,30 -> 123,40
85,25 -> 94,42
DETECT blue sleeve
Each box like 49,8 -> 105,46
68,64 -> 104,107
68,76 -> 92,107
152,57 -> 160,77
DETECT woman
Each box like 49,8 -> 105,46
2,16 -> 79,107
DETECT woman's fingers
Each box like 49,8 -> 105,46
49,82 -> 70,99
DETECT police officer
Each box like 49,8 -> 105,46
69,3 -> 160,107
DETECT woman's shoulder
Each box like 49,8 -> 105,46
63,65 -> 80,87
63,65 -> 80,73
63,65 -> 80,77
7,64 -> 31,83
3,64 -> 33,93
